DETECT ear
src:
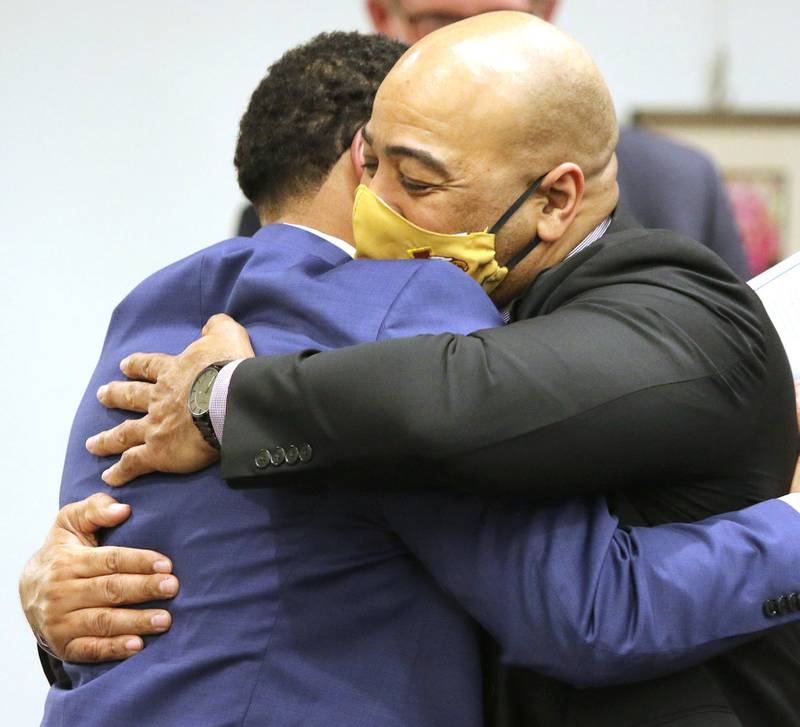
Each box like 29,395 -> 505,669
366,0 -> 392,34
536,163 -> 584,242
349,127 -> 365,180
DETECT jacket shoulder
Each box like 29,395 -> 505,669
526,228 -> 766,362
111,236 -> 253,318
558,228 -> 745,305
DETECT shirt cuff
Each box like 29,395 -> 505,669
209,359 -> 245,444
779,492 -> 800,515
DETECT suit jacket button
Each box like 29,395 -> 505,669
778,595 -> 791,615
789,593 -> 800,612
298,443 -> 313,463
285,445 -> 300,465
255,449 -> 271,469
269,446 -> 286,466
763,599 -> 779,617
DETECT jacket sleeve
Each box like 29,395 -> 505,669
381,493 -> 800,688
221,275 -> 767,497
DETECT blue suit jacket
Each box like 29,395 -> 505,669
43,224 -> 800,726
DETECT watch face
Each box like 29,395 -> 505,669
188,367 -> 218,416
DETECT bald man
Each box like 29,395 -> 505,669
91,13 -> 796,727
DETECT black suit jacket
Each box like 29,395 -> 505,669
236,127 -> 751,279
222,212 -> 798,725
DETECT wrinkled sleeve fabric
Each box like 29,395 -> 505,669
380,492 -> 800,687
221,270 -> 766,496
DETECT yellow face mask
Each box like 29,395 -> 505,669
352,175 -> 545,295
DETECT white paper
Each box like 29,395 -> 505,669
749,251 -> 800,380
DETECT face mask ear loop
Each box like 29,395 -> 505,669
488,174 -> 546,234
503,230 -> 542,271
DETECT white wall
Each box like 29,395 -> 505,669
557,0 -> 800,121
2,1 -> 798,722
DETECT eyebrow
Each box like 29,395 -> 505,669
362,126 -> 451,178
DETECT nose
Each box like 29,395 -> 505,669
367,171 -> 406,218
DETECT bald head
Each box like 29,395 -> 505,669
361,11 -> 620,303
383,12 -> 617,176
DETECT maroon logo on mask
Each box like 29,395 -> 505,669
408,246 -> 469,272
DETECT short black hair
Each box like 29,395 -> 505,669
235,31 -> 407,213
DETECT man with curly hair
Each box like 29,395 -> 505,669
32,31 -> 504,726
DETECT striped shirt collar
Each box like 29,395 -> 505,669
501,216 -> 612,323
566,215 -> 612,260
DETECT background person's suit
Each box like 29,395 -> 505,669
615,127 -> 749,278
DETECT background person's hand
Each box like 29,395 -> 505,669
19,493 -> 179,663
87,314 -> 255,486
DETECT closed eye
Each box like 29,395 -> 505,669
401,176 -> 437,194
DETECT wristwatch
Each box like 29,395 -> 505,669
188,361 -> 231,450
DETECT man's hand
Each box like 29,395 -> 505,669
792,384 -> 800,494
87,314 -> 255,486
19,493 -> 179,663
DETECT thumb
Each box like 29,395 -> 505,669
54,493 -> 130,545
201,313 -> 239,337
201,314 -> 254,357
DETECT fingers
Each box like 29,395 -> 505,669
97,380 -> 152,413
102,445 -> 155,487
55,494 -> 131,542
70,546 -> 172,578
86,418 -> 147,457
120,352 -> 173,383
68,607 -> 172,639
201,314 -> 255,359
59,573 -> 179,613
63,635 -> 144,663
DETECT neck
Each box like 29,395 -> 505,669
269,155 -> 357,245
490,175 -> 618,308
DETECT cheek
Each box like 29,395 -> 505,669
403,195 -> 474,233
367,174 -> 490,234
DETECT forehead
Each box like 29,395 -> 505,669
368,78 -> 516,174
